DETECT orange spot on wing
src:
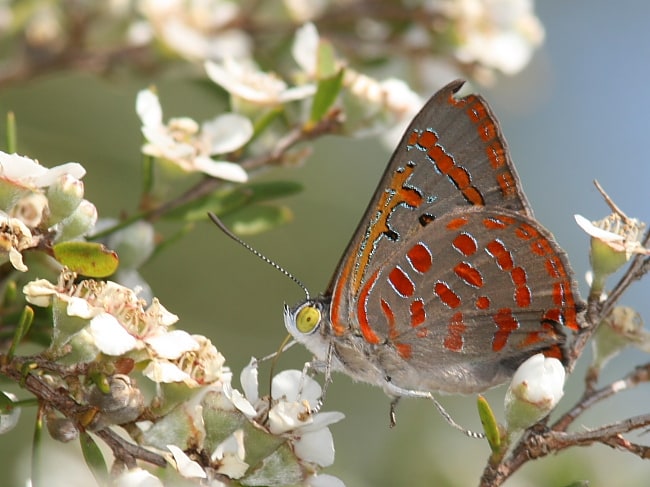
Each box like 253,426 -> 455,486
444,312 -> 466,352
389,267 -> 415,297
446,216 -> 469,230
492,308 -> 519,351
396,342 -> 412,359
454,262 -> 483,288
407,243 -> 432,273
357,270 -> 381,344
435,282 -> 461,308
453,233 -> 478,256
410,299 -> 426,327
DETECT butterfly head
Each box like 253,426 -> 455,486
284,301 -> 323,337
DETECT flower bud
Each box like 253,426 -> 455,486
55,199 -> 98,241
86,374 -> 144,429
47,174 -> 84,225
46,415 -> 79,443
592,306 -> 647,372
575,212 -> 650,297
505,354 -> 565,433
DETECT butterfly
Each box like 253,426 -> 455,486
281,80 -> 582,409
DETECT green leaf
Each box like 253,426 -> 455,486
477,394 -> 502,454
52,241 -> 119,278
7,305 -> 34,359
310,68 -> 344,124
80,431 -> 108,485
221,205 -> 293,235
165,181 -> 303,222
31,407 -> 44,487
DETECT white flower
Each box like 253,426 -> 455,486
0,212 -> 34,271
439,0 -> 544,75
268,370 -> 344,467
237,361 -> 344,467
139,0 -> 251,61
205,58 -> 317,106
24,271 -> 226,386
136,89 -> 250,181
575,213 -> 650,260
284,0 -> 328,23
505,354 -> 565,432
0,150 -> 85,190
344,70 -> 423,147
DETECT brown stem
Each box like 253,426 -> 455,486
0,354 -> 166,470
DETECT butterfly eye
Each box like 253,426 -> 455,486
296,305 -> 321,334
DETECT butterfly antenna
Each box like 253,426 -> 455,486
208,212 -> 311,300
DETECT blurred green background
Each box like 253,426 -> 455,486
1,1 -> 650,486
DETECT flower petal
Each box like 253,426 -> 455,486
146,330 -> 199,359
240,358 -> 259,403
272,369 -> 321,404
292,23 -> 319,76
167,445 -> 207,479
294,427 -> 335,466
574,214 -> 624,241
136,89 -> 163,128
113,468 -> 164,487
89,313 -> 138,355
202,113 -> 253,154
307,474 -> 346,487
143,360 -> 192,384
34,162 -> 86,187
223,382 -> 257,417
193,158 -> 248,182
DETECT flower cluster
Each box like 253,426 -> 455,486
21,269 -> 345,485
138,361 -> 345,486
24,269 -> 224,387
136,89 -> 251,181
0,151 -> 94,272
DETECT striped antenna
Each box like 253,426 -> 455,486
208,212 -> 311,300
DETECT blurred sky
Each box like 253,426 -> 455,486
1,1 -> 649,486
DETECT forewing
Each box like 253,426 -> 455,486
328,80 -> 533,334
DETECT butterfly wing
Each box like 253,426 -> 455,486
324,80 -> 582,393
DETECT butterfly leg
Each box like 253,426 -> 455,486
299,344 -> 335,415
383,379 -> 484,439
389,396 -> 400,428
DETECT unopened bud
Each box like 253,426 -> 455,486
47,174 -> 84,225
505,354 -> 565,433
86,374 -> 144,429
55,199 -> 98,241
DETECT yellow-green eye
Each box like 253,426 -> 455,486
296,305 -> 321,334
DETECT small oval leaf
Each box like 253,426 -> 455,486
222,205 -> 293,235
80,431 -> 109,484
53,242 -> 119,278
477,394 -> 502,454
310,68 -> 344,124
165,181 -> 303,222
